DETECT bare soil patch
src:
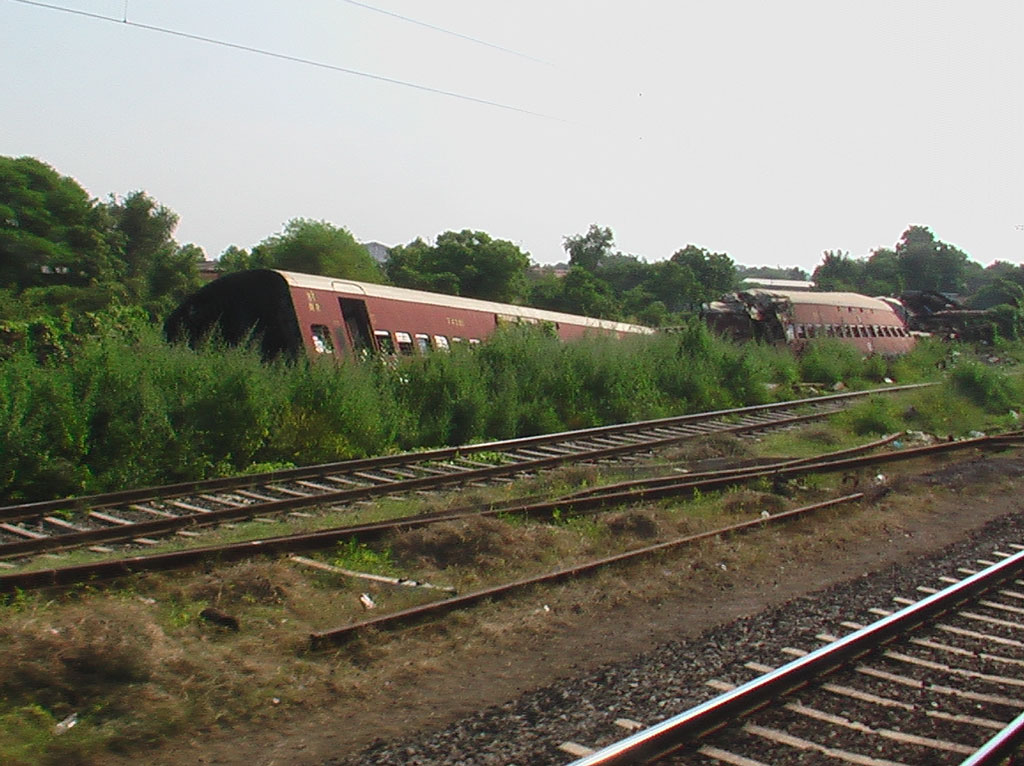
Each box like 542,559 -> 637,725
100,449 -> 1024,766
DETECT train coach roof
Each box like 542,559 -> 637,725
275,270 -> 655,335
745,289 -> 898,312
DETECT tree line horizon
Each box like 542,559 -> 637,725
4,154 -> 1023,334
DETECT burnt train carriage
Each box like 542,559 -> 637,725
703,289 -> 915,355
165,269 -> 654,359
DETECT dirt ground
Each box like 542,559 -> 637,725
110,453 -> 1024,766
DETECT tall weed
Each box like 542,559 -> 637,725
0,319 -> 952,503
948,361 -> 1022,414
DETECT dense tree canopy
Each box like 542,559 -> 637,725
529,226 -> 738,324
10,155 -> 1012,343
102,191 -> 204,314
812,226 -> 973,298
563,224 -> 615,272
669,245 -> 738,305
387,230 -> 530,302
249,218 -> 384,283
0,156 -> 115,290
0,156 -> 203,320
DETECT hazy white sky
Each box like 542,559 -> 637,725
3,0 -> 1022,271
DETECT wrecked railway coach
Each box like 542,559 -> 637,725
702,289 -> 915,355
165,269 -> 654,361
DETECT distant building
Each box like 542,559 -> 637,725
740,277 -> 815,291
363,241 -> 391,264
198,260 -> 221,282
530,263 -> 570,278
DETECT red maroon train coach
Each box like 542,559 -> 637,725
703,289 -> 916,355
165,269 -> 654,359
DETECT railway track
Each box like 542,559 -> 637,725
562,545 -> 1024,765
0,385 -> 927,563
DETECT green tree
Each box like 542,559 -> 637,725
861,248 -> 902,295
639,259 -> 700,313
812,250 -> 865,291
895,225 -> 970,293
555,266 -> 620,318
600,253 -> 650,295
563,224 -> 614,272
387,230 -> 530,302
968,263 -> 1024,309
0,156 -> 115,290
252,218 -> 384,282
669,244 -> 737,304
102,191 -> 204,315
217,245 -> 254,273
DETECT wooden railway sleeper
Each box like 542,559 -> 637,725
263,484 -> 312,498
0,523 -> 46,539
129,503 -> 177,518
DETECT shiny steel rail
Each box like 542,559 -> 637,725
0,385 -> 928,560
565,547 -> 1024,765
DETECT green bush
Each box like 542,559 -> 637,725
948,361 -> 1022,413
799,340 -> 866,386
837,396 -> 902,435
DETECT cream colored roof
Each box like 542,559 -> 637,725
277,270 -> 654,335
745,289 -> 896,311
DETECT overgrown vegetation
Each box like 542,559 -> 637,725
6,304 -> 1024,505
2,320 -> 797,502
8,311 -> 1021,504
2,366 -> 1023,764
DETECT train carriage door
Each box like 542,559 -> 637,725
338,298 -> 374,354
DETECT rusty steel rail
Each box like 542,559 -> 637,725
1,431 -> 1014,594
307,493 -> 867,648
562,432 -> 903,500
0,408 -> 833,559
0,391 -> 898,559
564,546 -> 1024,765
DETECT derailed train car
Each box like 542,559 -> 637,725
165,269 -> 654,359
703,289 -> 916,355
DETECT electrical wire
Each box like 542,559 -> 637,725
10,0 -> 560,120
335,0 -> 553,65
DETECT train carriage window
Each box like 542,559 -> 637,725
374,330 -> 395,354
433,335 -> 450,351
395,331 -> 414,355
415,334 -> 430,353
311,325 -> 334,354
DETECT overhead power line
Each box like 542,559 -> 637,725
336,0 -> 553,65
10,0 -> 559,120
